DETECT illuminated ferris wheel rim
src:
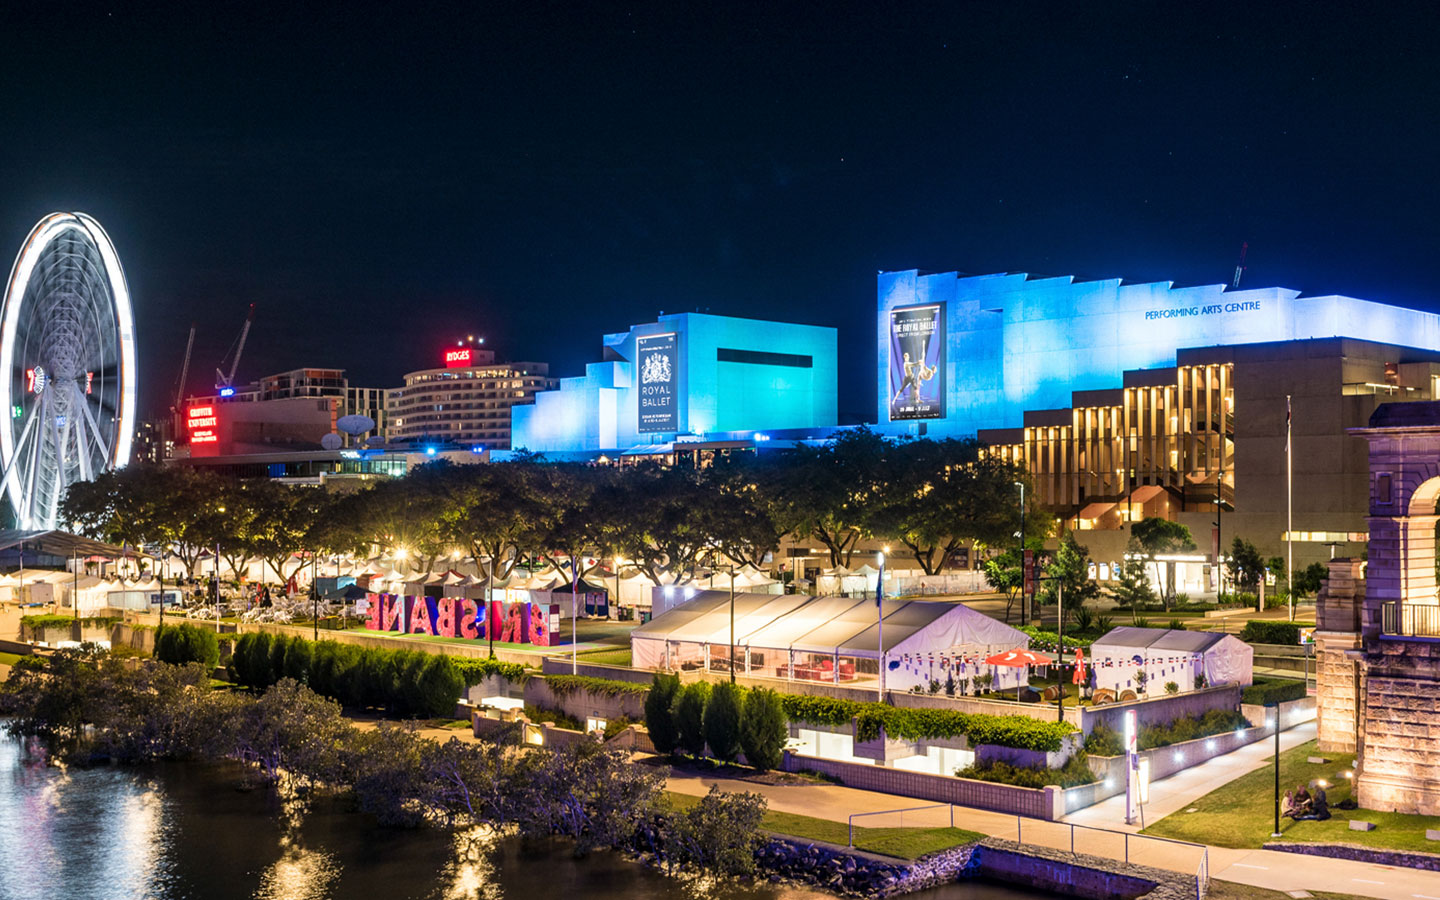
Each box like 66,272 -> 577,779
0,212 -> 138,526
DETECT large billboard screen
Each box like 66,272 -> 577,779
637,332 -> 679,432
888,303 -> 945,420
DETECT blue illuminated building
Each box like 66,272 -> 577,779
876,269 -> 1440,438
509,313 -> 837,455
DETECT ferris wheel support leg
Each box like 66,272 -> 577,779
21,390 -> 47,526
0,400 -> 41,505
50,410 -> 70,521
73,381 -> 112,465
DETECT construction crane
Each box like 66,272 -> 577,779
1231,242 -> 1248,289
215,304 -> 255,395
173,323 -> 196,412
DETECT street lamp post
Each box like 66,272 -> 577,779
876,548 -> 888,701
486,553 -> 495,659
1271,702 -> 1283,838
1014,481 -> 1025,621
717,562 -> 736,683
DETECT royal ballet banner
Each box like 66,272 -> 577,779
363,593 -> 560,646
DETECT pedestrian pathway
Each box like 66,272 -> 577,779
666,719 -> 1438,900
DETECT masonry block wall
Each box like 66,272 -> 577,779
1315,559 -> 1365,754
1356,638 -> 1440,815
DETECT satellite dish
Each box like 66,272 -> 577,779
364,436 -> 386,447
321,433 -> 343,451
337,414 -> 375,436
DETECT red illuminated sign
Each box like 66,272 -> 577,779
444,348 -> 472,368
186,405 -> 219,444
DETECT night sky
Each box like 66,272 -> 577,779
2,2 -> 1437,422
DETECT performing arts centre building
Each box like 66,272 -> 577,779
875,268 -> 1440,581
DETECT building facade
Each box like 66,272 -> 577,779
510,312 -> 837,454
1315,402 -> 1440,815
181,366 -> 389,456
386,347 -> 555,450
876,269 -> 1440,565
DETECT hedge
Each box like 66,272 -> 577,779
1239,621 -> 1302,646
1241,677 -> 1308,706
544,674 -> 651,698
450,656 -> 531,686
21,614 -> 121,631
154,623 -> 219,668
1017,626 -> 1093,649
777,693 -> 1076,752
230,632 -> 464,718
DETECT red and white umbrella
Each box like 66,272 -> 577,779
1071,648 -> 1087,685
984,648 -> 1053,699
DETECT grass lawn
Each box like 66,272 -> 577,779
663,792 -> 983,860
1143,738 -> 1440,852
0,651 -> 24,667
576,647 -> 633,667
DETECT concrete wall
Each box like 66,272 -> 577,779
973,839 -> 1190,900
782,750 -> 1065,820
523,676 -> 647,722
1064,701 -> 1314,814
1356,636 -> 1440,814
1077,684 -> 1242,737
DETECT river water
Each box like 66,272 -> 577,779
0,735 -> 1059,900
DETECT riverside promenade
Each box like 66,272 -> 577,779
666,720 -> 1438,900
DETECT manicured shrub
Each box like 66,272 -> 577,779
414,654 -> 464,718
450,656 -> 529,685
283,637 -> 312,683
957,751 -> 1096,788
1239,621 -> 1301,645
703,682 -> 743,763
644,672 -> 682,755
154,623 -> 219,668
738,687 -> 787,771
1241,677 -> 1307,706
546,674 -> 650,697
269,634 -> 292,687
234,632 -> 274,688
672,681 -> 711,757
1083,722 -> 1124,756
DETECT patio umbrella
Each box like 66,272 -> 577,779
1071,648 -> 1087,687
985,648 -> 1053,700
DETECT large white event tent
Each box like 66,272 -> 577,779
631,591 -> 1030,690
1087,626 -> 1253,695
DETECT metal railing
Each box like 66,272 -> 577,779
1015,816 -> 1210,900
1381,601 -> 1440,638
847,804 -> 954,847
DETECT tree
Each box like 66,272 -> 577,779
982,549 -> 1024,623
1039,532 -> 1100,617
738,687 -> 787,771
1293,561 -> 1329,597
154,623 -> 219,668
865,440 -> 1024,575
1110,540 -> 1157,610
436,462 -> 545,582
598,465 -> 713,586
672,681 -> 711,757
1130,517 -> 1196,609
771,429 -> 890,567
1229,537 -> 1266,595
644,672 -> 682,755
703,681 -> 743,763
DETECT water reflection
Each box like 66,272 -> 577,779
0,732 -> 1057,900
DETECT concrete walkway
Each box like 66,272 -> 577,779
666,719 -> 1440,900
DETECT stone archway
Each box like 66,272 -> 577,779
1399,475 -> 1440,608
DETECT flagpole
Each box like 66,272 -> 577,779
1286,394 -> 1294,623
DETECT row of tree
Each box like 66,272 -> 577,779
0,648 -> 769,873
61,429 -> 1038,588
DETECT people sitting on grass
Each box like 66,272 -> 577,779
1283,783 -> 1331,821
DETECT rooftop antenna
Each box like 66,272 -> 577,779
1231,242 -> 1248,289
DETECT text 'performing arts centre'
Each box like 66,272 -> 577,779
877,268 -> 1440,566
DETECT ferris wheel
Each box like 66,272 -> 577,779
0,213 -> 137,529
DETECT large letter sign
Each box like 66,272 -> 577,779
637,332 -> 679,432
888,303 -> 945,420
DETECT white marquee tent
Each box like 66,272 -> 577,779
631,592 -> 1031,690
1087,626 -> 1253,695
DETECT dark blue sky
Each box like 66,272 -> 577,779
2,2 -> 1437,421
